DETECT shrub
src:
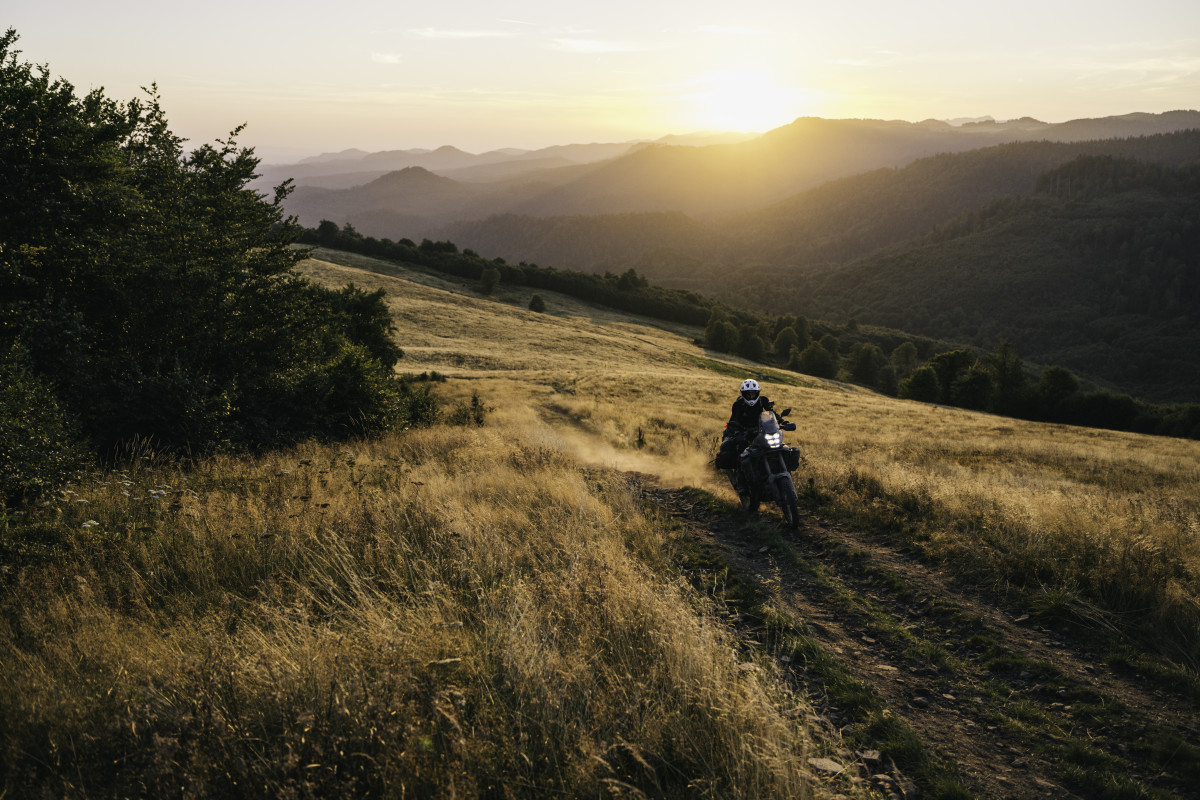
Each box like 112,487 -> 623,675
0,347 -> 88,506
446,391 -> 488,427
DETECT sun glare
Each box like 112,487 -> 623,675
682,69 -> 807,132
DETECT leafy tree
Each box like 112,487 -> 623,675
849,343 -> 885,387
315,219 -> 340,245
773,327 -> 799,359
891,341 -> 920,380
819,334 -> 840,358
480,266 -> 501,294
0,345 -> 89,506
793,342 -> 837,379
1035,366 -> 1080,419
899,366 -> 940,403
529,293 -> 546,312
705,312 -> 738,352
0,29 -> 432,460
927,350 -> 976,404
953,365 -> 994,410
616,268 -> 648,290
790,315 -> 812,350
737,326 -> 766,362
877,364 -> 899,397
988,340 -> 1029,415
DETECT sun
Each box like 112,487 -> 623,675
682,69 -> 807,132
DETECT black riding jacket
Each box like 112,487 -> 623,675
727,396 -> 773,432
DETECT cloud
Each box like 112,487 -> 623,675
371,53 -> 403,64
550,38 -> 663,54
697,25 -> 762,36
408,27 -> 516,40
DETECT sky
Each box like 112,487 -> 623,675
7,0 -> 1200,162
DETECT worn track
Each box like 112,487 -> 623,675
639,477 -> 1200,800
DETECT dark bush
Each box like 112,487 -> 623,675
0,346 -> 89,506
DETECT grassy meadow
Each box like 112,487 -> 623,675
3,247 -> 1199,797
307,248 -> 1200,668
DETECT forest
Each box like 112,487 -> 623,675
0,31 -> 437,507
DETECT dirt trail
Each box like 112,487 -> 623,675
636,478 -> 1200,800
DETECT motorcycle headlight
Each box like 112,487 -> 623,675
765,432 -> 782,448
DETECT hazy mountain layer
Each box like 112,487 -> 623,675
277,111 -> 1200,242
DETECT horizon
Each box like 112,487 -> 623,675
7,0 -> 1199,162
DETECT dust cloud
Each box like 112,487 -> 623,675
537,423 -> 728,494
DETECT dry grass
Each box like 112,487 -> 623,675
5,248 -> 1200,796
1,424 -> 822,798
299,251 -> 1200,666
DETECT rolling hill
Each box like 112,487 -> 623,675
781,156 -> 1200,402
7,245 -> 1200,799
280,113 -> 1200,403
430,130 -> 1200,403
277,111 -> 1200,242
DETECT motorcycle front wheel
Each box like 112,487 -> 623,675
777,477 -> 800,529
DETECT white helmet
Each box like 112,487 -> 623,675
740,379 -> 761,406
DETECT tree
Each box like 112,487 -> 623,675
849,343 -> 885,387
953,365 -> 995,410
899,366 -> 940,403
819,334 -> 840,357
0,345 -> 89,506
793,342 -> 837,379
315,219 -> 340,245
988,340 -> 1029,415
616,268 -> 648,290
891,342 -> 919,380
480,266 -> 501,294
927,350 -> 976,404
705,311 -> 738,352
1,30 -> 434,458
1035,366 -> 1080,419
793,316 -> 812,350
529,293 -> 546,312
737,326 -> 766,362
773,327 -> 799,359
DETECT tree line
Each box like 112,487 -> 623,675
703,307 -> 1200,439
299,220 -> 715,327
1,30 -> 437,508
301,211 -> 1200,442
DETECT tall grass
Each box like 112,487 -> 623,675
307,245 -> 1200,670
545,369 -> 1200,669
1,424 -> 823,798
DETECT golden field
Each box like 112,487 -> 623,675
305,248 -> 1200,664
2,247 -> 1198,798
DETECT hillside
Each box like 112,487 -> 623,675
6,247 -> 1200,798
436,130 -> 1200,282
432,131 -> 1200,403
774,157 -> 1200,403
278,112 -> 1200,243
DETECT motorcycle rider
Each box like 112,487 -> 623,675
717,379 -> 794,469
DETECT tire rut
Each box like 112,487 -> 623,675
637,477 -> 1200,800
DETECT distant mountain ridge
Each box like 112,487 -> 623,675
425,127 -> 1200,403
254,131 -> 759,193
276,111 -> 1200,240
279,111 -> 1200,403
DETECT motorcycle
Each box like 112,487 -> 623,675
722,406 -> 802,528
